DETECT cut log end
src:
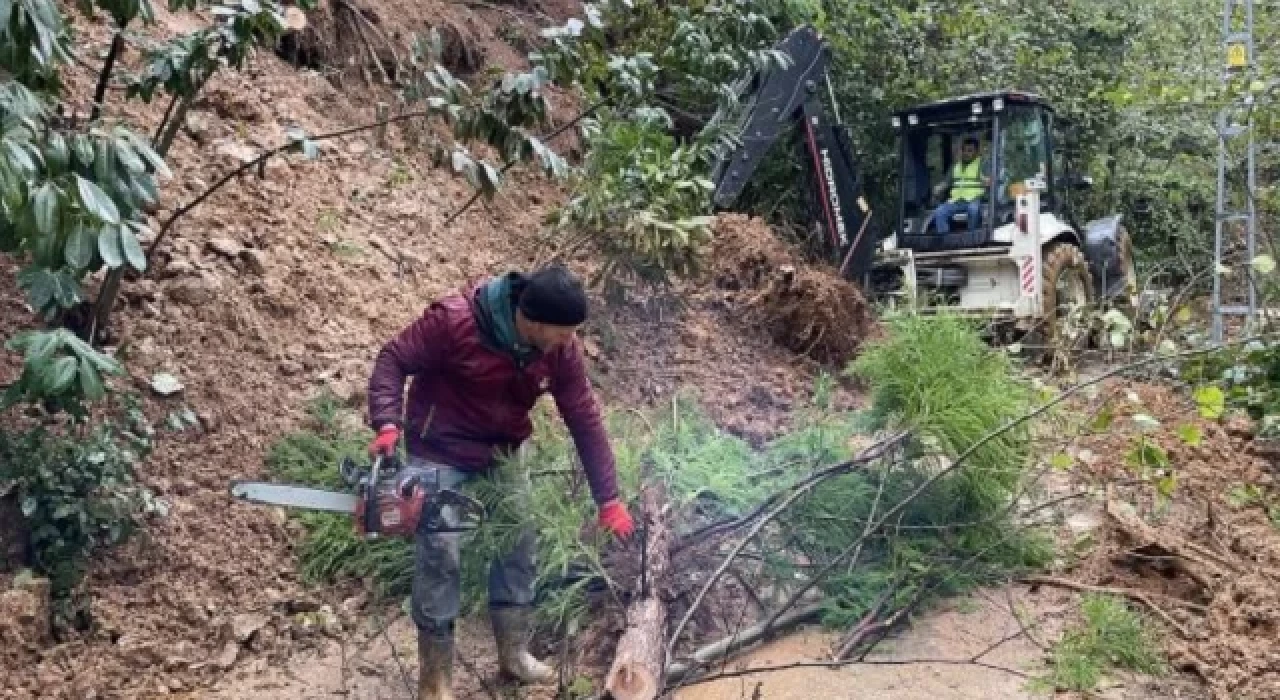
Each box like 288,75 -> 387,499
604,664 -> 660,700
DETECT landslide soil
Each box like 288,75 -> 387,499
1052,379 -> 1280,700
0,1 -> 864,697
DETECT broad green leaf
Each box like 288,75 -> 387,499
1194,386 -> 1226,420
114,139 -> 146,174
120,225 -> 147,271
1156,473 -> 1178,498
1132,413 -> 1161,432
33,182 -> 59,235
65,226 -> 96,269
51,269 -> 80,308
1125,438 -> 1170,470
1175,424 -> 1203,447
93,138 -> 113,181
42,355 -> 78,393
22,329 -> 62,363
77,176 -> 121,225
98,224 -> 123,268
72,134 -> 95,166
78,357 -> 105,400
126,133 -> 171,177
64,334 -> 121,374
45,132 -> 68,170
1050,453 -> 1074,471
130,176 -> 159,208
1251,254 -> 1276,275
18,267 -> 55,313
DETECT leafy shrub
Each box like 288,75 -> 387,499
1181,340 -> 1280,429
400,31 -> 569,197
0,404 -> 162,599
549,118 -> 715,295
2,329 -> 123,419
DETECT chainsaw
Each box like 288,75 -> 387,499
229,454 -> 485,539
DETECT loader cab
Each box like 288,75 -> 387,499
889,92 -> 1058,253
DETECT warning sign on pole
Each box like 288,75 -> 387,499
1227,43 -> 1248,69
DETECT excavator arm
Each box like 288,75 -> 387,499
706,25 -> 874,280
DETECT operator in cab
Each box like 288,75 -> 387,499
931,136 -> 992,234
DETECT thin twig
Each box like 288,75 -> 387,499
663,432 -> 910,669
672,656 -> 1031,689
443,100 -> 608,226
1020,574 -> 1204,632
146,108 -> 438,258
761,448 -> 897,632
376,611 -> 416,699
153,92 -> 180,145
456,653 -> 502,700
90,32 -> 125,123
832,589 -> 893,661
337,0 -> 404,82
453,0 -> 553,23
1004,586 -> 1048,651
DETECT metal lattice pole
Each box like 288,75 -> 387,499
1212,0 -> 1259,342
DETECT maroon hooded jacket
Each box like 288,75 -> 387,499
366,282 -> 618,505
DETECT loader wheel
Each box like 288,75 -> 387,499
1030,243 -> 1094,370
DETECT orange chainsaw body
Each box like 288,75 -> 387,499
354,477 -> 427,538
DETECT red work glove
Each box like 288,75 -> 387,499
369,424 -> 401,457
598,499 -> 634,538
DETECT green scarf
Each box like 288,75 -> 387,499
474,273 -> 539,368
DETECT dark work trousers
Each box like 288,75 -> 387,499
405,455 -> 538,633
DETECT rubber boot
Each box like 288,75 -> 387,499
417,626 -> 455,700
490,605 -> 555,684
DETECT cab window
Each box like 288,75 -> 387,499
999,107 -> 1048,203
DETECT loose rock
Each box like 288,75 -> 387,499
0,574 -> 51,648
230,612 -> 271,644
241,249 -> 269,275
207,238 -> 245,259
214,640 -> 239,670
150,372 -> 185,397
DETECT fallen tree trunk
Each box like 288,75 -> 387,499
664,601 -> 826,682
604,485 -> 671,700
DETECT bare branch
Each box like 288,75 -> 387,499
663,432 -> 910,669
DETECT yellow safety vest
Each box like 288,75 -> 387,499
950,159 -> 985,202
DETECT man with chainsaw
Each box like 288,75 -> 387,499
931,136 -> 992,234
367,263 -> 634,700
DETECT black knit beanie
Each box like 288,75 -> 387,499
517,264 -> 589,326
